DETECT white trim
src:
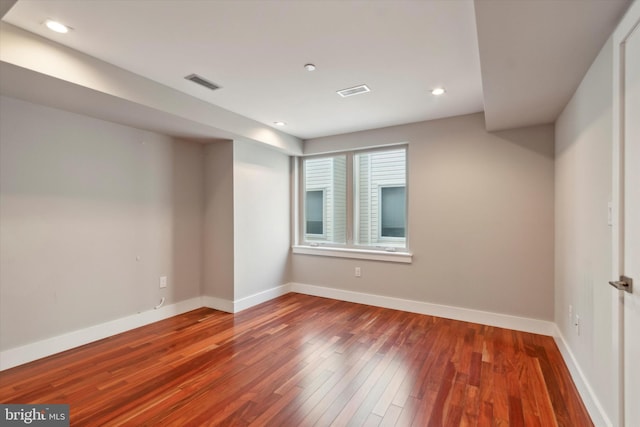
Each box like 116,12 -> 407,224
232,284 -> 292,312
288,282 -> 554,336
1,280 -> 583,414
611,12 -> 625,427
203,286 -> 292,313
0,297 -> 203,371
302,141 -> 408,157
201,295 -> 234,313
292,156 -> 300,246
292,245 -> 412,263
553,326 -> 612,427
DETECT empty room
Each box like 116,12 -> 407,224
0,0 -> 638,426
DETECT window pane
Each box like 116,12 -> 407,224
303,156 -> 347,243
354,148 -> 406,247
381,187 -> 406,237
305,190 -> 323,234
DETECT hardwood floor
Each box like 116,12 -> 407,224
0,293 -> 592,426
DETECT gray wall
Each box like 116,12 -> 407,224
203,141 -> 235,301
555,38 -> 615,420
295,113 -> 555,320
0,95 -> 204,350
233,140 -> 291,299
201,139 -> 291,302
0,97 -> 555,354
0,96 -> 293,353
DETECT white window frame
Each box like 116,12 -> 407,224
293,145 -> 412,263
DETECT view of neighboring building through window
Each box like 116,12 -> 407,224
380,186 -> 406,237
303,155 -> 347,243
305,190 -> 324,235
302,146 -> 407,250
353,148 -> 406,247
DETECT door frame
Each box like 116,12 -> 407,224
612,2 -> 640,426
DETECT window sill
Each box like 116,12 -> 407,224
292,245 -> 413,263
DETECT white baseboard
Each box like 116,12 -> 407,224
288,282 -> 556,336
202,285 -> 292,313
0,281 -> 606,427
233,284 -> 291,312
0,286 -> 288,371
0,297 -> 203,371
0,283 -> 558,373
553,326 -> 611,427
201,295 -> 234,313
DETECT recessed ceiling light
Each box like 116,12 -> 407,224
431,87 -> 446,96
45,19 -> 71,34
274,121 -> 286,126
304,64 -> 316,71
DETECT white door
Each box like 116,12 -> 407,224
613,2 -> 640,426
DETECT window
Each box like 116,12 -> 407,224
380,186 -> 406,238
353,148 -> 406,248
299,146 -> 408,253
305,190 -> 324,235
302,155 -> 347,243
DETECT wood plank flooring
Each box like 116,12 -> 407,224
0,293 -> 593,426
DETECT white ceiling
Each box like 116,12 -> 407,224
475,0 -> 631,131
0,0 -> 631,140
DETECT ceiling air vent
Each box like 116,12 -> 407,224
184,74 -> 221,91
337,84 -> 370,97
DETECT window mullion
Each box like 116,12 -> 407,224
346,152 -> 354,245
298,157 -> 305,244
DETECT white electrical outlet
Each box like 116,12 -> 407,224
575,314 -> 581,336
160,276 -> 168,288
355,267 -> 361,277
